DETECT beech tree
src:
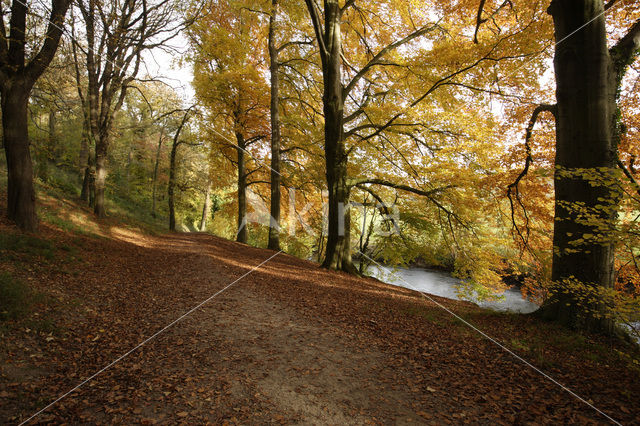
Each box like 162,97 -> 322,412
168,108 -> 196,231
267,0 -> 282,250
543,0 -> 640,331
0,0 -> 72,231
479,0 -> 640,331
303,0 -> 547,272
186,0 -> 270,244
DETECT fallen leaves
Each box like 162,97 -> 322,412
0,218 -> 639,424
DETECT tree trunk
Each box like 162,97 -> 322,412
1,85 -> 38,231
125,144 -> 133,196
79,121 -> 92,202
319,0 -> 355,273
81,164 -> 91,202
168,137 -> 178,231
236,132 -> 248,244
93,135 -> 108,218
267,0 -> 282,251
200,181 -> 212,232
542,0 -> 619,332
151,130 -> 164,218
0,0 -> 70,231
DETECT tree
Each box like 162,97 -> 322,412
186,0 -> 270,244
542,0 -> 640,331
0,0 -> 72,231
303,0 -> 545,272
267,0 -> 282,250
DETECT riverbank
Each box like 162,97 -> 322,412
1,193 -> 640,423
366,265 -> 540,314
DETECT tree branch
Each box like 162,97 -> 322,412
343,23 -> 439,97
304,0 -> 327,60
610,17 -> 640,85
506,103 -> 556,250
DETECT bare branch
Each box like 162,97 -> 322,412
506,103 -> 556,250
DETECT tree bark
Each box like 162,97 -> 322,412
167,109 -> 193,231
1,85 -> 38,231
542,0 -> 619,332
305,0 -> 355,272
236,132 -> 248,244
267,0 -> 282,251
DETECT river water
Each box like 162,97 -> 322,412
367,265 -> 540,314
367,265 -> 640,343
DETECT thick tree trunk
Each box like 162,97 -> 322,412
93,136 -> 108,218
319,0 -> 355,273
1,86 -> 38,231
542,0 -> 619,332
0,0 -> 70,231
200,181 -> 212,232
267,0 -> 282,251
236,132 -> 248,244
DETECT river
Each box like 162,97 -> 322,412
367,265 -> 640,344
366,265 -> 539,314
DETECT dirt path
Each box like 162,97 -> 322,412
1,224 -> 640,424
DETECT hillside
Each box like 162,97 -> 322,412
1,193 -> 639,424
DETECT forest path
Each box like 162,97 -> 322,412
2,225 -> 639,424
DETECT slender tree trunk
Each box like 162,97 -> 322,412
151,130 -> 164,218
81,164 -> 91,202
168,137 -> 178,231
1,85 -> 38,231
267,0 -> 282,251
541,0 -> 619,332
48,109 -> 56,161
79,120 -> 92,202
125,145 -> 133,196
167,108 -> 192,231
200,181 -> 212,232
93,135 -> 108,218
236,132 -> 248,244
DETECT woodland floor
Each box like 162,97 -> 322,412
1,194 -> 640,425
